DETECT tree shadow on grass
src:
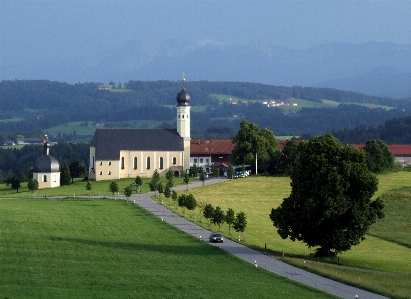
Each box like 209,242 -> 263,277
48,236 -> 226,256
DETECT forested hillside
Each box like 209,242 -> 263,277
2,79 -> 411,142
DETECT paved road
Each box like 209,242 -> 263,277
128,178 -> 390,299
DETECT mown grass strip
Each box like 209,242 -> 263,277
0,198 -> 337,299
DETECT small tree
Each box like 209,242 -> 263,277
178,194 -> 188,213
109,181 -> 119,199
198,201 -> 206,222
164,184 -> 171,204
165,168 -> 174,187
227,163 -> 234,179
213,167 -> 220,181
86,181 -> 92,196
60,163 -> 71,186
124,186 -> 132,204
203,204 -> 215,226
212,206 -> 225,231
27,178 -> 39,197
185,194 -> 197,218
135,176 -> 143,193
234,211 -> 247,238
149,170 -> 160,195
183,171 -> 190,190
199,167 -> 206,186
6,170 -> 22,193
189,164 -> 199,177
69,160 -> 87,184
172,190 -> 178,208
225,208 -> 235,235
157,182 -> 164,200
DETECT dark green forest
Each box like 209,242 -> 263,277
2,79 -> 411,143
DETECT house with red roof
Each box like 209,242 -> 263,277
190,139 -> 235,173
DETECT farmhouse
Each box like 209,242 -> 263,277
88,80 -> 191,180
190,139 -> 235,173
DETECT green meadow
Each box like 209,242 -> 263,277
1,172 -> 410,298
0,197 -> 337,299
166,173 -> 411,299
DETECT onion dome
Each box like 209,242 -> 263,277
177,88 -> 190,106
33,155 -> 60,172
33,136 -> 60,172
176,74 -> 190,106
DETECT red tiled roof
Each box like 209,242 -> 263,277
190,139 -> 235,155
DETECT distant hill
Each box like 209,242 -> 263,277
315,67 -> 411,98
2,41 -> 411,98
1,80 -> 411,141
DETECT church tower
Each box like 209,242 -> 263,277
176,75 -> 191,170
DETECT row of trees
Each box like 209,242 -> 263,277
231,120 -> 396,176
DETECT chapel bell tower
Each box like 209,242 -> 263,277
176,74 -> 191,169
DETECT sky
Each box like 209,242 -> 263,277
1,0 -> 411,75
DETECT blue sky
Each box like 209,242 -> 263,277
1,0 -> 411,74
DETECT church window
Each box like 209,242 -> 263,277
121,157 -> 125,170
146,157 -> 151,170
108,161 -> 112,166
182,115 -> 184,118
172,157 -> 177,165
108,171 -> 111,175
100,161 -> 102,166
133,157 -> 138,169
99,171 -> 102,175
159,157 -> 164,170
43,175 -> 47,182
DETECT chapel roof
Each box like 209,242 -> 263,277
90,128 -> 184,160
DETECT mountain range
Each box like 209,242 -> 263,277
2,40 -> 411,98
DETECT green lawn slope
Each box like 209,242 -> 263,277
0,198 -> 337,299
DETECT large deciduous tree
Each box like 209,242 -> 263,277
362,139 -> 394,173
231,120 -> 279,174
269,134 -> 384,258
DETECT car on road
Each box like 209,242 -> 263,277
209,232 -> 224,243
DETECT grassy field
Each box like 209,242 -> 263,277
1,172 -> 410,298
166,174 -> 411,299
0,198 -> 338,299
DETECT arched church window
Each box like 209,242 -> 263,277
172,157 -> 177,165
159,157 -> 164,170
121,157 -> 125,170
146,157 -> 151,170
43,175 -> 47,182
133,157 -> 138,170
